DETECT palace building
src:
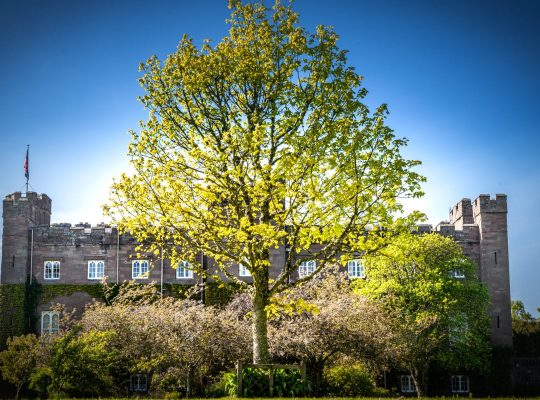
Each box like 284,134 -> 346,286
0,190 -> 512,348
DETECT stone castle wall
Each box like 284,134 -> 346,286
0,191 -> 513,346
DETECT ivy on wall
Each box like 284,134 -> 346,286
37,284 -> 103,305
162,282 -> 243,305
204,281 -> 243,306
0,284 -> 26,349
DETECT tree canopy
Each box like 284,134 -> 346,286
511,300 -> 540,357
354,233 -> 490,397
0,334 -> 44,400
106,0 -> 424,363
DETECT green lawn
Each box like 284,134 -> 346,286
90,397 -> 540,400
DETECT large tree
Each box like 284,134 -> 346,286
107,0 -> 423,363
354,233 -> 490,397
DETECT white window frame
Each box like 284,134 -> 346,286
348,259 -> 366,279
41,311 -> 59,335
450,269 -> 465,279
176,260 -> 193,279
132,260 -> 149,279
44,261 -> 60,280
451,375 -> 469,393
130,374 -> 148,392
87,260 -> 105,280
400,375 -> 416,393
299,260 -> 316,278
239,263 -> 252,277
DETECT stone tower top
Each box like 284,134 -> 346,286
3,191 -> 52,226
472,194 -> 507,216
449,198 -> 474,229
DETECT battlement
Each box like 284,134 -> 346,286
51,222 -> 114,233
449,198 -> 474,227
3,191 -> 52,227
4,191 -> 52,210
473,194 -> 507,216
416,224 -> 432,234
31,223 -> 136,248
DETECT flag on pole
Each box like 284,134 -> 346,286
24,146 -> 29,180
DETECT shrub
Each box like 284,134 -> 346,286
224,367 -> 310,397
28,367 -> 52,398
323,363 -> 375,396
206,371 -> 233,397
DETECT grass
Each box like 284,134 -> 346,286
85,397 -> 540,400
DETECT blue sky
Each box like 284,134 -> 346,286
1,0 -> 539,314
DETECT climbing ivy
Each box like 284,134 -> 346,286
161,282 -> 244,305
0,284 -> 26,349
37,284 -> 103,305
204,281 -> 243,306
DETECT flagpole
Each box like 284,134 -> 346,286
25,145 -> 29,194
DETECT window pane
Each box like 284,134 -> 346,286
177,261 -> 192,278
45,261 -> 60,279
299,260 -> 316,277
42,313 -> 50,332
141,261 -> 148,275
239,264 -> 251,277
133,261 -> 140,277
51,313 -> 59,333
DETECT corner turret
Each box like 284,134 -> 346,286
449,198 -> 474,229
473,194 -> 512,347
1,192 -> 52,283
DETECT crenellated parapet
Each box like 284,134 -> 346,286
3,191 -> 52,226
473,194 -> 507,217
0,190 -> 513,347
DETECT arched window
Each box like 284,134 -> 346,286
41,311 -> 59,335
44,261 -> 60,280
132,260 -> 149,279
176,261 -> 193,279
88,260 -> 105,279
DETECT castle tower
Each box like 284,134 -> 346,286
1,192 -> 51,283
472,194 -> 512,347
449,198 -> 474,230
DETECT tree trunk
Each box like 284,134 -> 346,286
186,365 -> 194,398
309,358 -> 325,396
252,283 -> 270,364
410,368 -> 427,399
